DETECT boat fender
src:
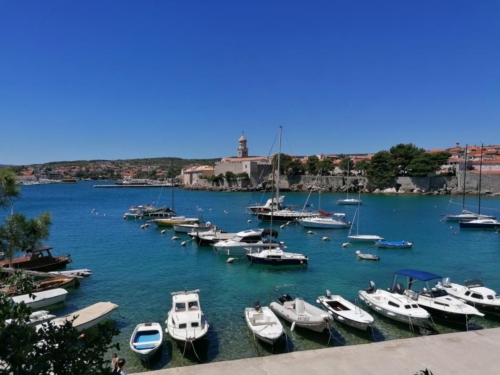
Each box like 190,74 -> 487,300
291,321 -> 296,332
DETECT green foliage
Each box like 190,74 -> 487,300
0,167 -> 20,208
0,293 -> 120,375
305,155 -> 320,175
235,172 -> 249,179
318,159 -> 333,175
338,158 -> 353,174
225,171 -> 236,181
210,174 -> 224,183
355,160 -> 369,175
389,143 -> 426,175
407,151 -> 452,176
4,269 -> 37,295
365,151 -> 398,187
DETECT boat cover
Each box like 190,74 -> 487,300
394,269 -> 441,281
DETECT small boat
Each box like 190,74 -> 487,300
317,290 -> 374,331
297,212 -> 350,229
165,289 -> 209,346
187,229 -> 233,246
270,294 -> 331,333
246,248 -> 308,266
130,322 -> 163,361
50,302 -> 119,331
3,275 -> 78,297
213,228 -> 285,256
376,240 -> 413,249
436,278 -> 500,314
150,216 -> 200,227
358,281 -> 430,327
49,269 -> 92,277
173,222 -> 214,233
391,269 -> 484,326
245,301 -> 284,345
347,206 -> 384,243
0,246 -> 71,272
6,310 -> 56,326
459,219 -> 500,229
355,250 -> 380,261
246,195 -> 285,215
11,288 -> 68,310
445,210 -> 495,222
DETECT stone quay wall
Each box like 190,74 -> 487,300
183,171 -> 500,196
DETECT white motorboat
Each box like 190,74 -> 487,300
297,213 -> 350,229
436,278 -> 500,314
445,210 -> 495,222
173,222 -> 214,233
270,294 -> 331,333
49,269 -> 92,277
355,250 -> 380,261
246,195 -> 285,214
130,322 -> 163,361
11,288 -> 68,310
246,248 -> 308,266
358,281 -> 430,327
6,310 -> 56,326
317,290 -> 374,331
245,301 -> 284,345
213,228 -> 285,256
150,216 -> 200,227
391,269 -> 484,326
337,197 -> 362,205
459,218 -> 500,229
165,289 -> 209,346
50,301 -> 119,331
188,230 -> 235,246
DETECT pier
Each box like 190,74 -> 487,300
132,327 -> 500,375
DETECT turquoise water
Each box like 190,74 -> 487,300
5,182 -> 500,372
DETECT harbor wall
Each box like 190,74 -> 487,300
185,171 -> 500,195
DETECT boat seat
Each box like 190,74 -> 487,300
133,342 -> 157,350
295,298 -> 306,314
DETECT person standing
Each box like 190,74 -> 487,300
110,353 -> 118,373
116,358 -> 127,375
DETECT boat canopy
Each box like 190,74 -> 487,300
394,269 -> 441,281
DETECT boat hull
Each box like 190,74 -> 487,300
317,296 -> 373,331
12,288 -> 68,310
51,302 -> 119,332
348,235 -> 384,243
245,306 -> 284,345
246,254 -> 307,266
269,301 -> 329,333
130,323 -> 163,361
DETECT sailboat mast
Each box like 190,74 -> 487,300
462,144 -> 468,211
276,126 -> 282,209
478,143 -> 483,215
170,160 -> 174,212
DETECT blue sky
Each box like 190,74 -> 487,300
1,1 -> 499,165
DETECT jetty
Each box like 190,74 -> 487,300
132,327 -> 500,375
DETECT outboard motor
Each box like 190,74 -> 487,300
442,277 -> 451,287
396,283 -> 405,295
253,300 -> 261,312
366,281 -> 375,294
278,294 -> 293,304
325,289 -> 332,298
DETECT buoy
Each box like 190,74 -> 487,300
144,223 -> 150,228
280,224 -> 285,229
103,214 -> 106,217
286,221 -> 291,226
172,236 -> 180,240
342,242 -> 350,248
322,237 -> 330,241
307,231 -> 315,235
96,212 -> 98,215
141,225 -> 146,229
181,241 -> 187,246
123,216 -> 126,220
355,250 -> 361,255
227,257 -> 235,263
161,230 -> 166,234
247,220 -> 252,223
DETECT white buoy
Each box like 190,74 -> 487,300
307,231 -> 315,235
280,224 -> 285,229
286,221 -> 291,226
96,212 -> 98,215
227,257 -> 235,263
247,219 -> 252,223
322,236 -> 330,241
161,230 -> 166,234
103,214 -> 106,217
172,236 -> 180,240
181,241 -> 187,246
342,242 -> 350,248
355,250 -> 361,255
141,225 -> 146,229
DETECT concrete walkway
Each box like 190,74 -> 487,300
132,327 -> 500,375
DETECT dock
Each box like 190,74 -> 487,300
131,327 -> 500,375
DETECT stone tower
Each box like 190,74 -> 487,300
238,132 -> 248,158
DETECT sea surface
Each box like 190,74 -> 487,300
5,182 -> 500,372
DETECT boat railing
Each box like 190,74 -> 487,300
171,289 -> 201,296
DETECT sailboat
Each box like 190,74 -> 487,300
257,127 -> 317,222
445,144 -> 495,222
337,161 -> 362,205
297,191 -> 350,229
460,144 -> 500,229
347,195 -> 384,243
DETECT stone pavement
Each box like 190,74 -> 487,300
132,327 -> 500,375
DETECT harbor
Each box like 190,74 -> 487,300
4,181 -> 500,373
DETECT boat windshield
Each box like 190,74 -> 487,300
175,302 -> 186,311
188,301 -> 199,310
424,289 -> 448,298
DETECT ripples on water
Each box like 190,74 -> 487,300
6,183 -> 500,372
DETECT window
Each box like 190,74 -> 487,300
191,322 -> 199,327
471,293 -> 483,300
388,301 -> 399,308
179,323 -> 187,329
412,304 -> 419,308
487,295 -> 494,300
175,303 -> 186,311
188,301 -> 199,310
465,291 -> 471,296
404,305 -> 411,309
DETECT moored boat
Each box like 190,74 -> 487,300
270,294 -> 331,333
317,290 -> 374,331
245,301 -> 284,345
130,322 -> 163,361
150,216 -> 200,227
6,310 -> 56,326
11,288 -> 68,310
355,250 -> 380,261
376,240 -> 413,249
297,211 -> 350,229
0,246 -> 71,272
173,222 -> 214,234
213,228 -> 285,256
246,248 -> 308,266
459,219 -> 500,230
49,301 -> 119,331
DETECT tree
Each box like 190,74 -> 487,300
389,143 -> 425,176
355,160 -> 369,176
225,171 -> 235,181
305,155 -> 320,175
365,151 -> 398,187
0,167 -> 20,208
0,293 -> 120,375
318,158 -> 333,175
338,158 -> 353,175
407,151 -> 452,177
